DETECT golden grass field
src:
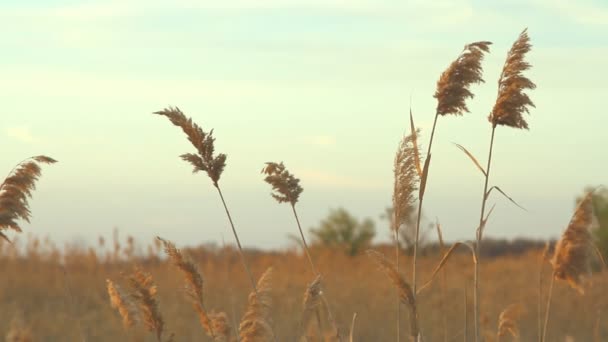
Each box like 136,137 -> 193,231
0,237 -> 605,341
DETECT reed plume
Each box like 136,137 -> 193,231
157,237 -> 220,339
106,279 -> 138,329
435,41 -> 492,116
392,123 -> 421,341
392,129 -> 420,237
0,156 -> 57,242
153,107 -> 225,186
550,192 -> 595,293
497,303 -> 525,341
367,250 -> 419,341
128,267 -> 164,342
542,191 -> 596,342
489,29 -> 536,129
154,107 -> 257,292
473,28 -> 534,342
262,162 -> 341,340
239,267 -> 275,342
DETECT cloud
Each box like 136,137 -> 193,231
5,126 -> 37,143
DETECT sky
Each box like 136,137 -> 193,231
1,0 -> 607,250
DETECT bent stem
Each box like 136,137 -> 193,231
475,125 -> 496,342
291,204 -> 341,340
216,185 -> 257,293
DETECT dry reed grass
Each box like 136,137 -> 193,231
128,267 -> 166,341
0,156 -> 56,242
550,192 -> 595,293
366,250 -> 419,341
106,279 -> 138,329
497,303 -> 525,341
239,267 -> 275,342
489,29 -> 536,129
157,237 -> 234,341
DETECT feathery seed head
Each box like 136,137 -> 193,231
0,156 -> 56,241
239,267 -> 274,342
489,29 -> 536,129
392,130 -> 421,233
129,267 -> 164,340
434,41 -> 492,116
497,303 -> 525,339
154,107 -> 226,187
366,250 -> 418,337
261,162 -> 303,206
106,279 -> 138,329
551,192 -> 595,294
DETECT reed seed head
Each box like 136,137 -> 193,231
0,156 -> 57,241
497,303 -> 525,339
106,279 -> 138,329
434,41 -> 492,116
489,29 -> 536,129
366,250 -> 418,337
239,267 -> 274,342
392,130 -> 421,233
157,237 -> 216,337
128,267 -> 164,340
154,107 -> 226,187
261,162 -> 303,206
551,191 -> 595,294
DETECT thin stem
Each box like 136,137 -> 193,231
291,204 -> 318,275
349,313 -> 357,342
440,254 -> 448,342
291,204 -> 342,341
541,273 -> 555,342
538,251 -> 544,342
412,111 -> 439,296
394,228 -> 401,342
464,284 -> 468,342
475,125 -> 496,342
215,185 -> 257,293
61,265 -> 86,342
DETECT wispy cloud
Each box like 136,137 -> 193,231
5,126 -> 37,144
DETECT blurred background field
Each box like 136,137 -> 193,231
1,234 -> 606,341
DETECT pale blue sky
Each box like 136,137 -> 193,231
1,0 -> 606,249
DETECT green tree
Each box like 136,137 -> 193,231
310,208 -> 375,256
590,188 -> 608,260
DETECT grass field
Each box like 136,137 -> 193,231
0,237 -> 605,341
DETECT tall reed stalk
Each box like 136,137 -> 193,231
412,41 -> 491,303
391,113 -> 422,341
476,28 -> 535,342
261,162 -> 341,340
154,107 -> 257,293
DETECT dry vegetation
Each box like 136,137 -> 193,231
1,29 -> 606,341
0,239 -> 606,341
